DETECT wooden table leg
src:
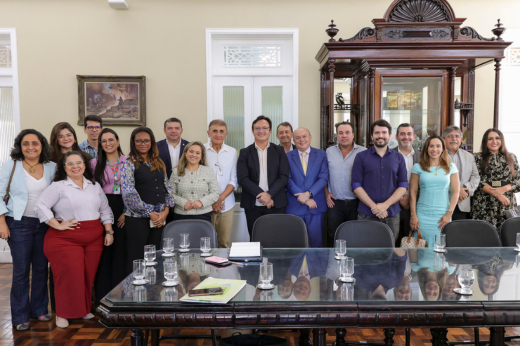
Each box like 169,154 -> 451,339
150,329 -> 160,346
299,329 -> 312,346
313,328 -> 327,346
384,328 -> 395,346
489,327 -> 505,346
131,328 -> 144,346
333,328 -> 347,346
430,328 -> 449,346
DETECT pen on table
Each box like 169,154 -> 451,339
229,261 -> 242,265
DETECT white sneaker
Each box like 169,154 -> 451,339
56,316 -> 69,328
82,313 -> 94,320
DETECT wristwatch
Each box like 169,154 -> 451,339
447,209 -> 454,214
307,191 -> 313,198
105,229 -> 114,235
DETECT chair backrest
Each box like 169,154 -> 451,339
499,217 -> 520,247
162,220 -> 218,248
251,214 -> 309,248
442,220 -> 501,247
334,220 -> 395,248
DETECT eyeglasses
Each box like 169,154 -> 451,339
86,126 -> 102,131
101,138 -> 117,144
447,134 -> 461,139
254,126 -> 270,131
135,139 -> 151,144
58,133 -> 74,140
65,161 -> 84,167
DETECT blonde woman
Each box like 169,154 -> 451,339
169,141 -> 219,223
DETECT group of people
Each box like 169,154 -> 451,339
0,112 -> 518,331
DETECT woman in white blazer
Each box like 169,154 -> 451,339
0,129 -> 56,331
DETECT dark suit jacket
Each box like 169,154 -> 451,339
157,138 -> 189,178
286,147 -> 328,216
237,142 -> 289,210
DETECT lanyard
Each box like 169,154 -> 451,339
107,156 -> 120,194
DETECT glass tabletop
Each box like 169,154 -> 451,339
104,247 -> 520,305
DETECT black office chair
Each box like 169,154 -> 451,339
334,220 -> 395,248
442,219 -> 501,247
334,220 -> 397,346
499,217 -> 520,247
251,214 -> 309,248
162,219 -> 217,248
144,219 -> 219,346
442,219 -> 501,345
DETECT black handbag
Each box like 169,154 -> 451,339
220,333 -> 287,346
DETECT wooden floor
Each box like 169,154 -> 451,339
1,264 -> 520,346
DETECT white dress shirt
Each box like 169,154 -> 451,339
167,139 -> 182,170
204,142 -> 238,213
398,147 -> 415,195
35,176 -> 114,225
255,142 -> 270,207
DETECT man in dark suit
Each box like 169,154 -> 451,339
157,117 -> 189,178
391,123 -> 420,246
237,115 -> 290,238
286,128 -> 328,247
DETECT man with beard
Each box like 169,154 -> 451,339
351,119 -> 408,240
391,123 -> 421,246
442,126 -> 480,220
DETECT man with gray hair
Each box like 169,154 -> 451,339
442,125 -> 480,220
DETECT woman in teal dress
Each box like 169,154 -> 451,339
409,135 -> 460,248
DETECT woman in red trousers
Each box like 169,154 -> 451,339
35,151 -> 114,328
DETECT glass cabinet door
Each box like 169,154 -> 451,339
381,77 -> 442,150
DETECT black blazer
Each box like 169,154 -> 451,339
237,142 -> 289,210
157,138 -> 189,179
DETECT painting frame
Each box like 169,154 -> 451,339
77,75 -> 146,126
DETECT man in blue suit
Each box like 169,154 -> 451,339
157,117 -> 189,179
286,128 -> 328,247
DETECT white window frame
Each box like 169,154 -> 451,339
0,28 -> 20,134
205,28 -> 299,128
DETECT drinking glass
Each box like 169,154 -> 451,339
340,282 -> 354,301
335,239 -> 347,260
162,238 -> 174,257
132,259 -> 148,285
179,233 -> 190,252
457,268 -> 475,295
144,245 -> 157,266
163,259 -> 179,286
164,288 -> 178,302
434,253 -> 446,271
179,253 -> 190,270
516,233 -> 520,251
434,234 -> 446,252
339,257 -> 354,283
200,237 -> 211,256
259,290 -> 274,301
258,262 -> 274,289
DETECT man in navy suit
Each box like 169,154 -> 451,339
157,117 -> 189,179
286,128 -> 328,247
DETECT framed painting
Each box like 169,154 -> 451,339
77,75 -> 146,126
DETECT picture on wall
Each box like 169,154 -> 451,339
77,75 -> 146,126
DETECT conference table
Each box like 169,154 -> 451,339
97,247 -> 520,346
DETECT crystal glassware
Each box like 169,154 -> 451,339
133,285 -> 147,302
200,237 -> 211,256
162,238 -> 174,257
335,239 -> 347,260
434,233 -> 446,252
144,245 -> 157,266
132,259 -> 148,285
258,262 -> 274,289
516,233 -> 520,251
339,257 -> 354,283
457,268 -> 475,295
163,259 -> 179,286
145,267 -> 156,284
179,233 -> 190,252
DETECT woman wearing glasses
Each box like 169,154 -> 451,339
35,151 -> 113,328
49,122 -> 93,164
121,127 -> 174,273
90,128 -> 128,303
169,141 -> 219,223
0,130 -> 56,331
472,128 -> 520,230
